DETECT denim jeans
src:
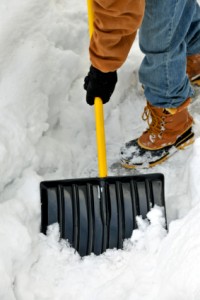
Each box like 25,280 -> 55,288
139,0 -> 200,108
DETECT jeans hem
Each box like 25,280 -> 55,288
144,85 -> 194,108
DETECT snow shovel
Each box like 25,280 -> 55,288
40,0 -> 166,257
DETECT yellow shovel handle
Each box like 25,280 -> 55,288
94,97 -> 107,178
87,0 -> 108,178
87,0 -> 94,39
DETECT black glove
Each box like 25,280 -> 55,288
84,65 -> 117,105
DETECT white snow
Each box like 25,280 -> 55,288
0,0 -> 200,299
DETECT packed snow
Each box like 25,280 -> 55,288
0,0 -> 200,299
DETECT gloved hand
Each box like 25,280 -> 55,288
84,65 -> 117,105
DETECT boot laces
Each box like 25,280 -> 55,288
142,103 -> 166,141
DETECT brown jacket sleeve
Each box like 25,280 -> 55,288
89,0 -> 145,72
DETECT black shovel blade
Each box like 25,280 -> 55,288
40,173 -> 165,256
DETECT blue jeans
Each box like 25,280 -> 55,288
139,0 -> 200,108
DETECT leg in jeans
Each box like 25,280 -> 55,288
186,1 -> 200,55
120,0 -> 197,168
186,2 -> 200,83
139,0 -> 200,108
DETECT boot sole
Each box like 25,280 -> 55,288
121,131 -> 194,169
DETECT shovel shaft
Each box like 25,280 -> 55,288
87,0 -> 94,38
87,0 -> 108,178
94,98 -> 108,177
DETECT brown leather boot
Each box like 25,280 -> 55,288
120,98 -> 194,168
187,54 -> 200,86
